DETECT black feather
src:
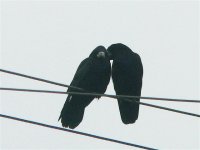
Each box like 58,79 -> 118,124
59,46 -> 111,129
107,43 -> 143,124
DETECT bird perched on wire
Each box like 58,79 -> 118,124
107,43 -> 143,124
59,46 -> 111,129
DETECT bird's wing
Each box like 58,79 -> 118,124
59,58 -> 94,127
67,58 -> 90,92
112,54 -> 143,124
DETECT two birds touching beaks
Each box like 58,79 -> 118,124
58,43 -> 143,129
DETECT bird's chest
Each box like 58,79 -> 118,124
83,61 -> 110,90
89,63 -> 109,81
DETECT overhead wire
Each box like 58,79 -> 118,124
0,68 -> 83,90
0,68 -> 199,103
0,68 -> 199,149
0,114 -> 157,150
0,87 -> 200,118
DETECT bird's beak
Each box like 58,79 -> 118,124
97,52 -> 105,58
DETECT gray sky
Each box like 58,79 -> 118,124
0,0 -> 199,149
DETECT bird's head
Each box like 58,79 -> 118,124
89,46 -> 109,59
107,43 -> 134,60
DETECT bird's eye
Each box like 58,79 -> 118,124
97,52 -> 105,58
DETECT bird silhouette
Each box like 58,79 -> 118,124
107,43 -> 143,124
59,46 -> 111,129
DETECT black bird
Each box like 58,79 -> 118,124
59,46 -> 111,129
107,43 -> 143,124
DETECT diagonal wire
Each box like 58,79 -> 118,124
0,87 -> 200,118
0,114 -> 158,150
0,68 -> 83,91
0,68 -> 200,103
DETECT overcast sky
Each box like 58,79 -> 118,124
0,0 -> 199,149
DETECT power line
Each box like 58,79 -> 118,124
0,69 -> 198,149
1,87 -> 200,118
0,114 -> 157,150
0,68 -> 83,91
0,68 -> 199,103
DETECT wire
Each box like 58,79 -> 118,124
0,69 -> 198,149
0,68 -> 83,91
0,68 -> 200,103
1,87 -> 200,118
0,114 -> 157,150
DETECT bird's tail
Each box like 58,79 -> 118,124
118,98 -> 139,124
58,100 -> 85,129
